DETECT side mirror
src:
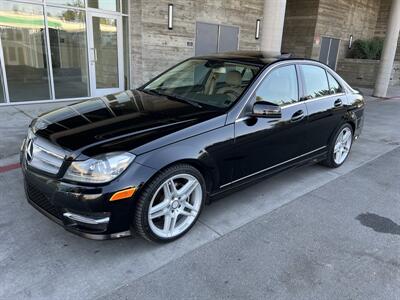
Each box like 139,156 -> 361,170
252,101 -> 281,118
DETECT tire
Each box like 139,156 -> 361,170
322,123 -> 354,168
134,163 -> 206,243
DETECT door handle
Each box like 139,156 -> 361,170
291,110 -> 305,123
334,99 -> 343,107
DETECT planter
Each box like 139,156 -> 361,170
336,58 -> 400,87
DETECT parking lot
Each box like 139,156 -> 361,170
0,92 -> 399,299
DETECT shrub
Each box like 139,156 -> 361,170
348,38 -> 384,60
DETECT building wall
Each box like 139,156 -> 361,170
129,0 -> 400,89
337,59 -> 400,87
129,0 -> 264,87
281,0 -> 400,62
311,0 -> 381,60
281,0 -> 319,58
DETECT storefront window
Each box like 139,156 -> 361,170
47,7 -> 89,99
47,0 -> 85,8
0,2 -> 51,102
122,0 -> 128,14
123,16 -> 129,90
0,61 -> 5,103
92,16 -> 118,88
88,0 -> 120,12
0,0 -> 129,104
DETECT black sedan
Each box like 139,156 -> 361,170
21,51 -> 364,242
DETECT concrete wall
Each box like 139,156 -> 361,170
281,0 -> 384,60
129,0 -> 400,89
337,58 -> 400,87
281,0 -> 319,58
129,0 -> 264,87
281,0 -> 400,62
311,0 -> 381,60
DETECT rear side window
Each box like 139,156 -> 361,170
255,65 -> 299,106
327,72 -> 343,94
301,65 -> 331,99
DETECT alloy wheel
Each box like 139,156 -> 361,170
333,127 -> 352,165
148,174 -> 202,238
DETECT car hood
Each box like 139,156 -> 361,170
32,90 -> 225,158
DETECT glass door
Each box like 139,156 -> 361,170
87,11 -> 123,96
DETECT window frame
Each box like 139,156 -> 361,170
326,70 -> 344,95
231,61 -> 350,124
250,63 -> 301,108
298,64 -> 346,101
298,64 -> 332,101
0,0 -> 130,105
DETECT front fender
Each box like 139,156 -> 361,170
134,125 -> 235,191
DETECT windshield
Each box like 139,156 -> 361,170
142,59 -> 261,109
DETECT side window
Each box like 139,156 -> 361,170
301,65 -> 330,99
242,68 -> 254,82
255,65 -> 299,106
327,72 -> 343,94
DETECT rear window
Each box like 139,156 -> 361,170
327,72 -> 343,94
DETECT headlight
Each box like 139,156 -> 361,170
64,152 -> 135,184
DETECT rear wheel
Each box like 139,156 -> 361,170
322,123 -> 353,168
134,164 -> 205,243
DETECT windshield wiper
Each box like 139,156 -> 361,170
165,93 -> 203,108
142,89 -> 202,108
141,89 -> 163,97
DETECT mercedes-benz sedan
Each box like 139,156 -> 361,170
21,51 -> 364,242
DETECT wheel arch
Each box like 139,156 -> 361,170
327,113 -> 356,145
135,145 -> 221,200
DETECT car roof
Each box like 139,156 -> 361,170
196,51 -> 315,67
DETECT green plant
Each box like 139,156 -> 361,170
348,38 -> 384,60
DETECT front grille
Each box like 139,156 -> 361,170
26,183 -> 62,219
25,136 -> 66,175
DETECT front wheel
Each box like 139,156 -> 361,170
322,123 -> 353,168
134,164 -> 206,243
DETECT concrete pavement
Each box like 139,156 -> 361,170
0,100 -> 75,160
0,92 -> 399,299
101,147 -> 400,300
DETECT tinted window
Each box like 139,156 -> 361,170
301,65 -> 330,99
255,65 -> 299,106
242,68 -> 254,82
327,72 -> 343,94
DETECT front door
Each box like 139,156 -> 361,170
232,64 -> 309,182
87,12 -> 123,97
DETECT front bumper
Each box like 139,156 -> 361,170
22,158 -> 156,240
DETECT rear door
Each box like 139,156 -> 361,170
231,64 -> 309,182
299,64 -> 347,151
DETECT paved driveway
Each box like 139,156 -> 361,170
0,96 -> 399,299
